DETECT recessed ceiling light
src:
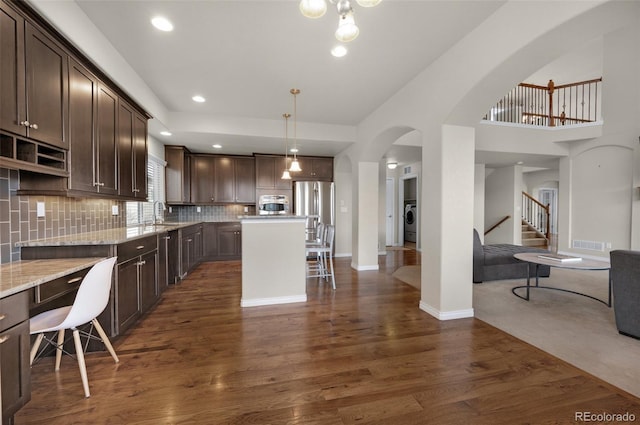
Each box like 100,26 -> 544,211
516,161 -> 524,165
192,95 -> 206,103
151,16 -> 173,32
160,131 -> 172,136
212,144 -> 222,149
331,45 -> 347,58
290,148 -> 299,153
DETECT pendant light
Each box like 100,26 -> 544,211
281,113 -> 292,180
289,88 -> 302,173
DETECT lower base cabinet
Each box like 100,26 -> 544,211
1,291 -> 30,424
216,223 -> 241,260
115,236 -> 158,335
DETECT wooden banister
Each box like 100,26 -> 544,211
522,192 -> 550,240
485,215 -> 511,236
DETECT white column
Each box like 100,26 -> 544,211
351,161 -> 380,270
420,125 -> 475,320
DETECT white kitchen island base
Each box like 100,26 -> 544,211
240,216 -> 307,307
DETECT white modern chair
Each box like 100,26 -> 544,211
305,224 -> 336,290
29,257 -> 119,398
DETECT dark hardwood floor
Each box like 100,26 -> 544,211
16,249 -> 640,424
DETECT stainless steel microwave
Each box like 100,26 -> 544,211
258,194 -> 289,215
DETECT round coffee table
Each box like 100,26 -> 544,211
512,252 -> 611,306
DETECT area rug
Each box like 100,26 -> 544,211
391,264 -> 640,398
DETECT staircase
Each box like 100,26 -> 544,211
522,220 -> 548,249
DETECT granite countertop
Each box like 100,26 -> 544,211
15,222 -> 202,247
239,215 -> 306,221
0,257 -> 105,299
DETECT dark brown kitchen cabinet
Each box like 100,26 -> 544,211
255,155 -> 291,190
292,156 -> 333,181
94,84 -> 119,195
166,230 -> 179,285
202,222 -> 218,260
118,100 -> 147,199
68,75 -> 118,196
165,145 -> 191,204
115,235 -> 158,335
180,224 -> 203,277
0,0 -> 68,149
1,290 -> 30,424
0,1 -> 26,137
234,156 -> 256,203
68,58 -> 98,193
24,22 -> 68,148
191,154 -> 216,204
213,156 -> 255,203
216,222 -> 241,260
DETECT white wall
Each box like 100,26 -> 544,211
484,166 -> 521,244
474,164 -> 486,240
334,155 -> 352,257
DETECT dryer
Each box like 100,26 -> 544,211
404,204 -> 417,242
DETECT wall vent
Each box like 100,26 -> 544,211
572,239 -> 605,251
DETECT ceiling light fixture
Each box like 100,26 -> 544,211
192,95 -> 206,103
212,144 -> 222,149
281,113 -> 292,180
160,131 -> 172,136
289,88 -> 302,173
151,16 -> 174,32
387,162 -> 398,170
331,45 -> 348,58
300,0 -> 381,42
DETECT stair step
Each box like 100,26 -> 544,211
522,231 -> 538,237
523,238 -> 547,247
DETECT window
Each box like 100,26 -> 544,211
126,154 -> 166,225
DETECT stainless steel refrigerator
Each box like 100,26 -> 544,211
293,181 -> 335,240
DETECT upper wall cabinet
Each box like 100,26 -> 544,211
165,145 -> 191,204
0,2 -> 68,149
291,156 -> 333,181
255,155 -> 292,190
190,155 -> 255,204
3,0 -> 150,199
118,99 -> 147,199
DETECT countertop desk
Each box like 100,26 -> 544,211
512,252 -> 611,306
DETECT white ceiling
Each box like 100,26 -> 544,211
66,0 -> 601,168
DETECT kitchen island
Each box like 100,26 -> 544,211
239,216 -> 307,307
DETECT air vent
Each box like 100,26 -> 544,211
572,239 -> 605,251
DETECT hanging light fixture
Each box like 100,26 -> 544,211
299,0 -> 381,43
289,88 -> 302,173
281,113 -> 292,180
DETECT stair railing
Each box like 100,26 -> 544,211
485,215 -> 511,236
522,192 -> 550,240
485,78 -> 602,127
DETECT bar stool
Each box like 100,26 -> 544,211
306,224 -> 336,289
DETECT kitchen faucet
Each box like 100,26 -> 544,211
153,201 -> 165,224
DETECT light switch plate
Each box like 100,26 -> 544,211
111,205 -> 119,215
36,202 -> 45,217
243,206 -> 249,213
196,206 -> 201,213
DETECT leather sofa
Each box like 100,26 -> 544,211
473,229 -> 550,283
610,250 -> 640,339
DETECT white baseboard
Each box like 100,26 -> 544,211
419,301 -> 474,320
334,253 -> 352,258
241,294 -> 307,308
351,262 -> 380,271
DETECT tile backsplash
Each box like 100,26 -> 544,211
0,167 -> 259,264
0,168 -> 127,264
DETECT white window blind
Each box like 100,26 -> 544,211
126,154 -> 166,225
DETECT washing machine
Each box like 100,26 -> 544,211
404,204 -> 417,242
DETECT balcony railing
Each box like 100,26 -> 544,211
484,78 -> 602,127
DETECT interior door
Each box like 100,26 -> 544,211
386,178 -> 395,246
